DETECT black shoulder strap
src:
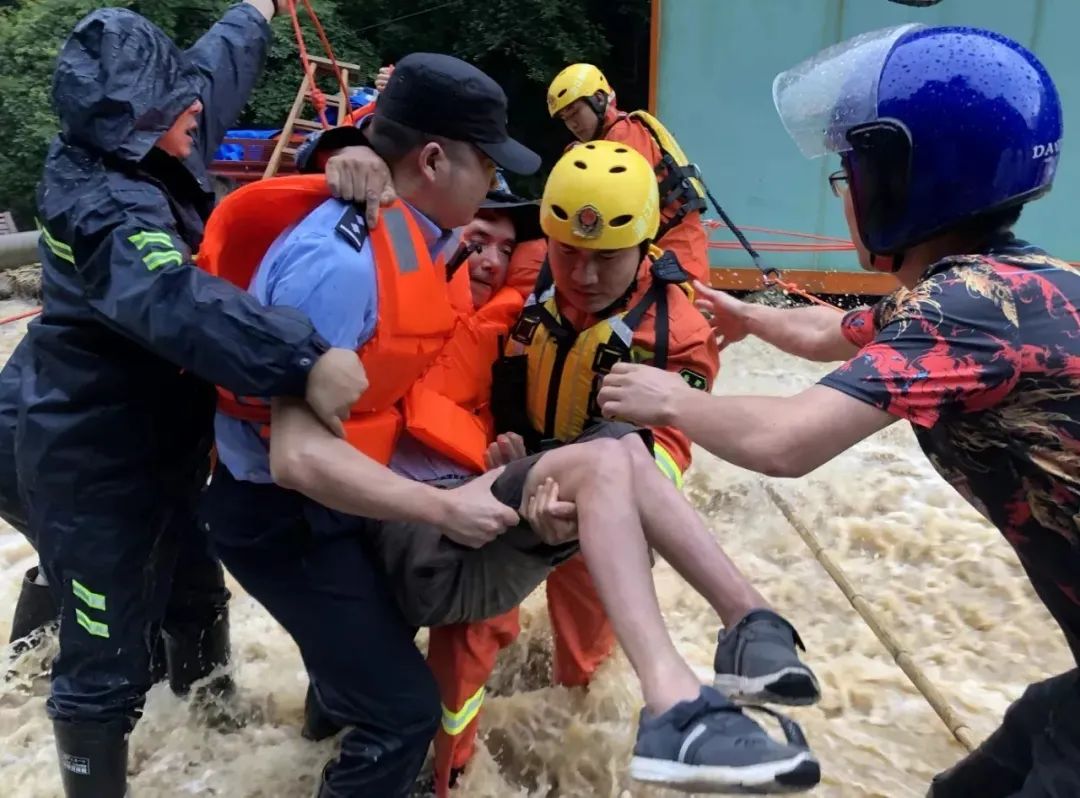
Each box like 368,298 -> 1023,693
532,255 -> 555,298
334,204 -> 369,252
620,252 -> 686,369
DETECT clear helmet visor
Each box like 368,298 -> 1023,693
772,24 -> 924,159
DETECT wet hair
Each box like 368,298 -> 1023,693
367,115 -> 468,168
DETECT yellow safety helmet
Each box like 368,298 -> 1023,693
540,140 -> 660,251
547,63 -> 613,117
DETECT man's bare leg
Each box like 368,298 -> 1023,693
514,438 -> 700,715
515,434 -> 819,793
618,434 -> 821,707
620,436 -> 765,626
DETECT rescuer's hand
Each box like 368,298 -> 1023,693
375,65 -> 394,92
305,348 -> 369,438
523,477 -> 577,545
438,469 -> 520,548
483,432 -> 528,470
326,146 -> 397,228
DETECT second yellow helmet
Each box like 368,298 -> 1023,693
547,63 -> 613,117
540,140 -> 660,251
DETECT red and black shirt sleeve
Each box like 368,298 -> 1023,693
820,267 -> 1024,428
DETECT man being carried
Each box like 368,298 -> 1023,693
419,141 -> 821,795
205,133 -> 824,793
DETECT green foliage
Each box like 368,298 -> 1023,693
0,0 -> 135,226
0,0 -> 648,224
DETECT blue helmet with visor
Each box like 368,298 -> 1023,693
773,24 -> 1063,256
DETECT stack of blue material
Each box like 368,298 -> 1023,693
212,87 -> 377,162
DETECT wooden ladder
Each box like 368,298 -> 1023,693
263,54 -> 362,179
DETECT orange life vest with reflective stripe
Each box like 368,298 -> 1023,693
195,173 -> 488,471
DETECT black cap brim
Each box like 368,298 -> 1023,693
477,136 -> 542,176
480,193 -> 542,241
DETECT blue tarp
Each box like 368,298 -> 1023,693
212,87 -> 378,161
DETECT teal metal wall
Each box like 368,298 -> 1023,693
656,0 -> 1077,272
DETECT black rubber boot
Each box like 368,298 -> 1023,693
302,683 -> 343,742
8,565 -> 58,653
53,719 -> 129,798
164,606 -> 232,697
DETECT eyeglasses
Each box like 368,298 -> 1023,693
828,169 -> 849,198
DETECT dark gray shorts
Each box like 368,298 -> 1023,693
364,420 -> 652,627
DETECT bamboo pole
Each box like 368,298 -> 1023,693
762,482 -> 977,753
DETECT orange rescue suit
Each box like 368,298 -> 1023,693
600,113 -> 710,285
195,173 -> 486,471
426,250 -> 720,797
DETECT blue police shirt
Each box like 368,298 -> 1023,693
214,196 -> 461,483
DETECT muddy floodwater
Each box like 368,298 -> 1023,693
0,296 -> 1072,797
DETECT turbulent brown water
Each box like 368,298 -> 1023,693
0,296 -> 1073,797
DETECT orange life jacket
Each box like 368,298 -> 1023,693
344,100 -> 376,127
410,285 -> 525,447
195,173 -> 488,471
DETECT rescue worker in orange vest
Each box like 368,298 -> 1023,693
547,63 -> 711,285
423,141 -> 822,796
196,53 -> 542,798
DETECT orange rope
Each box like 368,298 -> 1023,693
0,307 -> 41,326
765,277 -> 845,310
703,220 -> 852,245
286,0 -> 353,129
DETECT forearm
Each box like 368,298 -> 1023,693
270,400 -> 448,523
666,390 -> 805,477
743,304 -> 855,362
85,253 -> 323,397
188,2 -> 274,163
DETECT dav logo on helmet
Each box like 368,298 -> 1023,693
1033,139 -> 1062,159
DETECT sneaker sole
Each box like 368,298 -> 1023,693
713,667 -> 821,707
630,750 -> 820,794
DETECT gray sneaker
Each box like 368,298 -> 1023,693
630,686 -> 820,794
713,609 -> 821,706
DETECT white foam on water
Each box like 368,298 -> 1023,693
0,297 -> 1072,797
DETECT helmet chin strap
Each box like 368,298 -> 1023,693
869,250 -> 905,273
585,92 -> 612,141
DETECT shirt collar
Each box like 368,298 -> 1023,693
400,199 -> 456,260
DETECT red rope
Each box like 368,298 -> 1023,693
285,0 -> 353,129
0,307 -> 41,326
703,220 -> 852,245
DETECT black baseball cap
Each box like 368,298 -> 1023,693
480,189 -> 542,242
377,52 -> 541,176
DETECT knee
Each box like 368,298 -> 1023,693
619,433 -> 656,470
579,438 -> 634,481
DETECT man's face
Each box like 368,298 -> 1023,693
155,99 -> 202,159
557,98 -> 599,142
548,238 -> 640,314
832,165 -> 878,272
426,142 -> 498,229
464,212 -> 516,308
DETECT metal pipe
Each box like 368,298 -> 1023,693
0,232 -> 41,271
